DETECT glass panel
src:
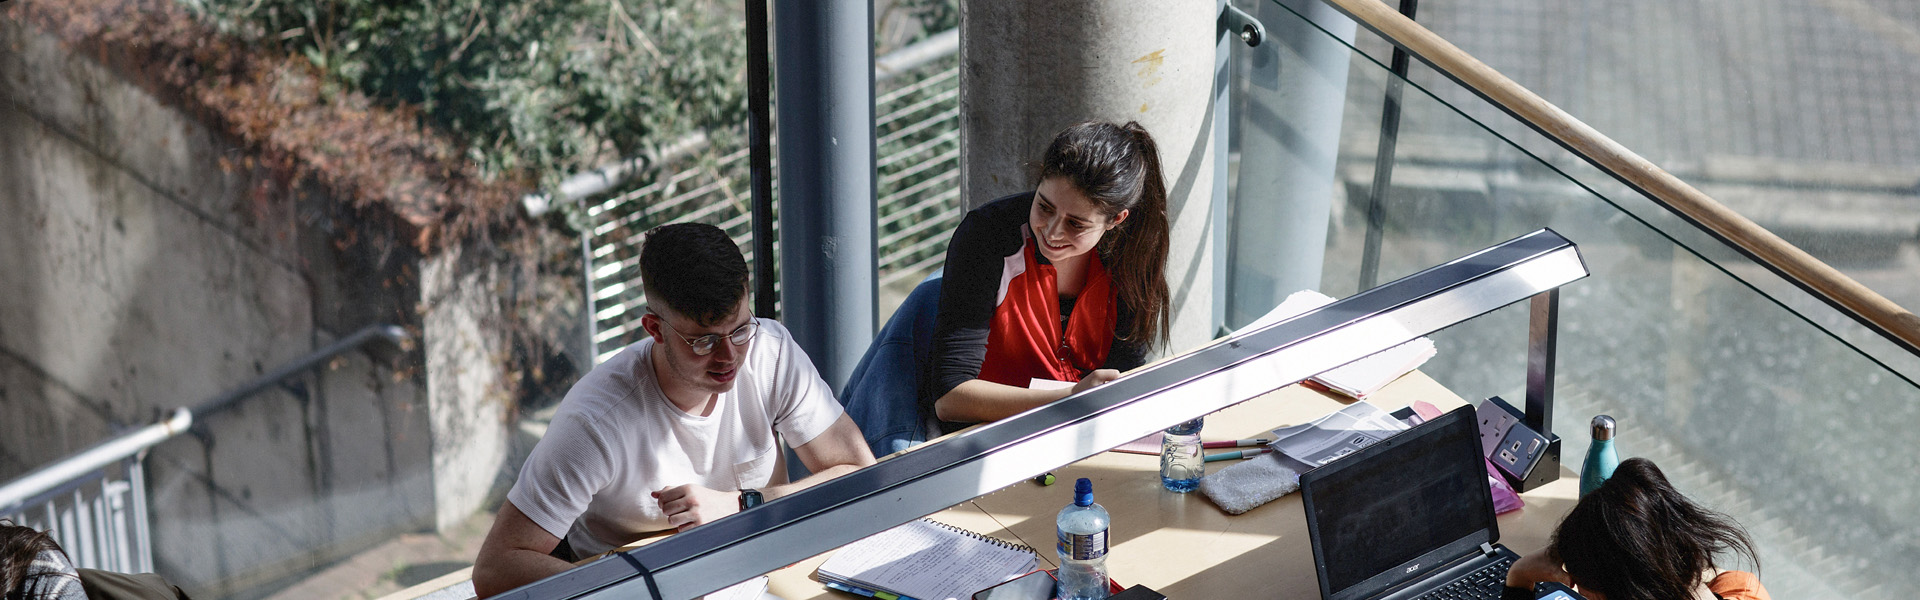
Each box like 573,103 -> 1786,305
1227,2 -> 1920,599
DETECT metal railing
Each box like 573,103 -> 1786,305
584,31 -> 963,364
0,324 -> 410,573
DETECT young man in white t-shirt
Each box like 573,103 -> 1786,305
473,223 -> 877,598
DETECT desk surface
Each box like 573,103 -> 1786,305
764,372 -> 1580,599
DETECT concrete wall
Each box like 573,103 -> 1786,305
0,17 -> 529,598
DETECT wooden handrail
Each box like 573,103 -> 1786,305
1320,0 -> 1920,356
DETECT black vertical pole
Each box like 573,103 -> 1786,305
746,0 -> 777,318
1358,0 -> 1417,290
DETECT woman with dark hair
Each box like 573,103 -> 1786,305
925,120 -> 1172,426
1,520 -> 84,600
1504,458 -> 1769,600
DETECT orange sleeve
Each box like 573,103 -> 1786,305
1709,571 -> 1771,600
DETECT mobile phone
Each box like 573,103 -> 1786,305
972,570 -> 1056,600
1534,581 -> 1587,600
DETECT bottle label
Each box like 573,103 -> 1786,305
1057,528 -> 1108,561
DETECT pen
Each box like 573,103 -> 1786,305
1204,447 -> 1273,462
824,581 -> 876,597
826,581 -> 919,600
1201,438 -> 1271,449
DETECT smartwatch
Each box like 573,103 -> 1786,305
738,489 -> 764,510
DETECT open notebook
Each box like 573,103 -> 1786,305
815,519 -> 1039,600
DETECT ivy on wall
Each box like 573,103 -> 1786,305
188,0 -> 747,190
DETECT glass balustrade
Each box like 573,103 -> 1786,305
1224,2 -> 1919,599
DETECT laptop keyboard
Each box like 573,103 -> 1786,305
1409,555 -> 1515,600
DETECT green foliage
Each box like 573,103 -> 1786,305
892,0 -> 958,36
190,0 -> 746,186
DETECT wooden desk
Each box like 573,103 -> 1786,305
766,372 -> 1580,599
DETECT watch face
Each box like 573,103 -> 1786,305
739,489 -> 763,509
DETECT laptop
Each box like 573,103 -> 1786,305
1300,405 -> 1520,600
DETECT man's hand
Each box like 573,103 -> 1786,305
1070,369 -> 1121,395
652,484 -> 741,531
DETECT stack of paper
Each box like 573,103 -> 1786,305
702,576 -> 768,600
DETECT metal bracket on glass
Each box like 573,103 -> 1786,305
503,229 -> 1589,600
1220,4 -> 1266,47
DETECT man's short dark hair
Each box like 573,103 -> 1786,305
640,223 -> 750,326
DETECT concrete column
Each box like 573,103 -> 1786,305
1226,0 -> 1355,328
961,0 -> 1219,354
775,0 -> 877,391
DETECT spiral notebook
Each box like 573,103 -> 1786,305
815,518 -> 1039,600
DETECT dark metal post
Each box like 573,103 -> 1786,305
1525,288 -> 1559,436
773,0 -> 877,391
746,0 -> 776,319
1518,287 -> 1563,492
1358,0 -> 1417,290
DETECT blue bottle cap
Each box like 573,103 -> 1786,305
1074,478 -> 1094,506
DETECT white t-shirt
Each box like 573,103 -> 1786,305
507,319 -> 844,556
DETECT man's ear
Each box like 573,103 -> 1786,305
640,312 -> 664,340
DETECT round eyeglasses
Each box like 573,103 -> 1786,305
651,312 -> 758,356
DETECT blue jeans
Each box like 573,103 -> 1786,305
841,274 -> 944,458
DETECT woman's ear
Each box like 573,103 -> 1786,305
1109,208 -> 1131,230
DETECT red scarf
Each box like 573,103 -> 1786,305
977,238 -> 1117,386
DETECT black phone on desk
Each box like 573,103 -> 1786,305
972,570 -> 1055,600
1534,581 -> 1586,600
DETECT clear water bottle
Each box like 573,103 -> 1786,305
1160,417 -> 1204,492
1055,478 -> 1110,600
1579,415 -> 1619,497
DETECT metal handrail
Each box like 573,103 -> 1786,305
0,324 -> 412,510
1320,0 -> 1920,356
0,409 -> 189,512
191,324 -> 412,418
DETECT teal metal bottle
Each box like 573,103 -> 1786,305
1579,415 -> 1618,497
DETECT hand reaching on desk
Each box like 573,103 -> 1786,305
654,484 -> 739,531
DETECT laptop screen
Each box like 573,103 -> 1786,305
1303,406 -> 1495,599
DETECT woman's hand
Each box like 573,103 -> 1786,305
1506,548 -> 1573,590
1069,369 -> 1121,395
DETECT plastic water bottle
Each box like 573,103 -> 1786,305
1055,478 -> 1110,600
1579,415 -> 1619,497
1160,417 -> 1204,492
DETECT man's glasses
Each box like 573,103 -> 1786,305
651,312 -> 758,356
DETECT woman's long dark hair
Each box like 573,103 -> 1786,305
2,519 -> 77,598
1036,121 -> 1171,350
1553,458 -> 1760,600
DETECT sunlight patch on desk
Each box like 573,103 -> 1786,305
1108,528 -> 1276,568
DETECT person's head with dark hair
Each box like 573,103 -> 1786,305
1,520 -> 82,600
638,222 -> 758,401
1549,458 -> 1761,600
1031,120 -> 1171,349
639,222 -> 751,327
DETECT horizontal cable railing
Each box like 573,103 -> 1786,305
1320,0 -> 1920,356
585,32 -> 962,363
